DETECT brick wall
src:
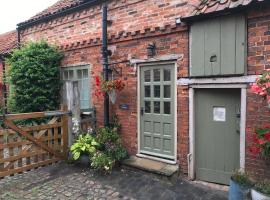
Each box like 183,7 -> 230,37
0,61 -> 3,107
246,6 -> 270,180
19,0 -> 192,172
60,28 -> 189,160
18,0 -> 270,179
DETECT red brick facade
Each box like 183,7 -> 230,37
14,0 -> 270,180
245,7 -> 270,180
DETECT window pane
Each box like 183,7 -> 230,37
77,70 -> 82,79
164,85 -> 171,98
145,86 -> 151,97
164,102 -> 171,114
83,69 -> 88,78
164,69 -> 171,81
154,69 -> 160,82
63,71 -> 68,80
69,70 -> 74,79
154,85 -> 160,98
154,101 -> 160,114
144,70 -> 150,82
145,101 -> 151,113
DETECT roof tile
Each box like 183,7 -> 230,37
19,0 -> 98,26
0,31 -> 18,55
190,0 -> 266,18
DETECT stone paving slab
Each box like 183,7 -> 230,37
0,162 -> 228,200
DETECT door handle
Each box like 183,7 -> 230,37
141,107 -> 144,116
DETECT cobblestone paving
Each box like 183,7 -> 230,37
0,162 -> 228,200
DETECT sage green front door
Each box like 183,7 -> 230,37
140,64 -> 175,159
195,89 -> 241,185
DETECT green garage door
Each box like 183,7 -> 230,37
140,64 -> 175,159
195,89 -> 240,185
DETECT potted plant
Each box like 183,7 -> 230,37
94,76 -> 125,104
229,170 -> 254,200
70,134 -> 99,166
251,181 -> 270,200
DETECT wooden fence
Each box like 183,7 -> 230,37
0,106 -> 69,178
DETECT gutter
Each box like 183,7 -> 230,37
17,0 -> 103,29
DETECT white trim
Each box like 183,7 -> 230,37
240,88 -> 247,171
188,88 -> 195,180
188,84 -> 247,180
130,54 -> 183,65
137,61 -> 177,163
178,75 -> 257,86
136,153 -> 177,165
191,84 -> 247,89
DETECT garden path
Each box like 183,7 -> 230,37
0,162 -> 227,200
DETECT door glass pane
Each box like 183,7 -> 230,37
164,102 -> 171,114
145,86 -> 151,97
154,85 -> 160,98
144,70 -> 150,82
164,69 -> 171,81
164,85 -> 171,98
145,101 -> 151,113
154,101 -> 160,114
154,69 -> 160,82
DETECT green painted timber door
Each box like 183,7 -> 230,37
195,89 -> 240,185
140,64 -> 175,159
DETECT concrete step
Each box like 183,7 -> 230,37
122,156 -> 179,177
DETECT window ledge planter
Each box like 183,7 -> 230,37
229,178 -> 251,200
251,189 -> 270,200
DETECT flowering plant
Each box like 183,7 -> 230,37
250,126 -> 270,159
94,76 -> 125,97
251,69 -> 270,104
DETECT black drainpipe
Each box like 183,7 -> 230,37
102,3 -> 110,127
0,56 -> 7,114
17,27 -> 21,48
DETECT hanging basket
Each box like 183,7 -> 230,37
108,89 -> 117,104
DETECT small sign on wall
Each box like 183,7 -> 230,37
213,107 -> 226,122
119,104 -> 129,110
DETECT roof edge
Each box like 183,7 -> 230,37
17,0 -> 103,29
182,0 -> 269,23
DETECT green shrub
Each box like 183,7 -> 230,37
70,126 -> 128,173
70,134 -> 99,160
231,170 -> 254,187
7,40 -> 63,113
90,151 -> 114,172
96,127 -> 128,161
96,127 -> 120,144
255,181 -> 270,196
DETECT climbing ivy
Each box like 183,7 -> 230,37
7,41 -> 63,113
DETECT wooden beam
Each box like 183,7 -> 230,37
0,158 -> 59,178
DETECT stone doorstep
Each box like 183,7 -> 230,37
122,156 -> 179,177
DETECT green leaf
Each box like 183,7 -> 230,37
73,152 -> 80,160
